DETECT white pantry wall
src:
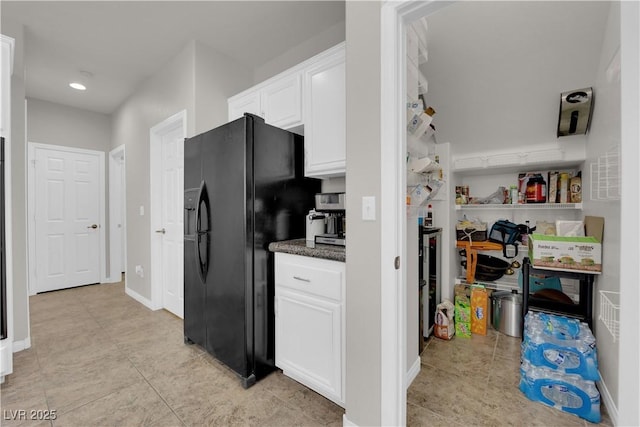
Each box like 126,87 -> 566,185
583,1 -> 621,413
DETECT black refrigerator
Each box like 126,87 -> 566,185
183,114 -> 320,388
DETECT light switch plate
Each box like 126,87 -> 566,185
362,196 -> 376,221
139,205 -> 144,216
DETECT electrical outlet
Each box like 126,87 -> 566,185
135,265 -> 144,278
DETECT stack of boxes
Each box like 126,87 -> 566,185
519,311 -> 601,423
454,284 -> 489,338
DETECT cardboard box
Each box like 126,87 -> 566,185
454,285 -> 471,338
528,234 -> 602,273
470,285 -> 488,335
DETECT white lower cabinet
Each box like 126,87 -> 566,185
274,253 -> 345,407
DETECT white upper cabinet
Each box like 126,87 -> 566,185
303,44 -> 346,178
228,70 -> 303,131
261,73 -> 302,130
228,91 -> 261,122
228,42 -> 346,178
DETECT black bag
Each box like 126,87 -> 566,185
489,219 -> 521,258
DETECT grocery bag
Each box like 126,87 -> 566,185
434,299 -> 455,340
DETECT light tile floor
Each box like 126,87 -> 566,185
410,329 -> 613,427
2,279 -> 612,426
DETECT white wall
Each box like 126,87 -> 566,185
111,40 -> 253,302
27,98 -> 111,151
583,1 -> 621,411
618,2 -> 640,425
194,42 -> 253,135
253,20 -> 345,85
3,20 -> 29,346
111,41 -> 197,301
345,2 -> 382,424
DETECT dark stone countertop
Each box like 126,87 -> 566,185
268,239 -> 345,262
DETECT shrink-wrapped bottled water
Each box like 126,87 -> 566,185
519,358 -> 601,423
522,312 -> 599,381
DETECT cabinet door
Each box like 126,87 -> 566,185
275,288 -> 343,405
261,72 -> 302,130
228,91 -> 261,122
304,46 -> 346,178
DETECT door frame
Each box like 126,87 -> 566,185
379,1 -> 451,424
108,144 -> 126,283
149,110 -> 186,312
27,142 -> 106,295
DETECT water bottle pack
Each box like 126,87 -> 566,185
519,359 -> 601,424
522,312 -> 599,380
520,312 -> 601,423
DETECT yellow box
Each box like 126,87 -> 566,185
471,285 -> 488,335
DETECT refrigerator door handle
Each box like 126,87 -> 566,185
195,180 -> 210,282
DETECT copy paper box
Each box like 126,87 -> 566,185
470,285 -> 488,335
528,234 -> 602,273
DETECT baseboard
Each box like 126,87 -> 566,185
598,375 -> 618,425
13,336 -> 32,352
102,275 -> 121,284
342,414 -> 358,426
125,286 -> 160,310
406,356 -> 421,388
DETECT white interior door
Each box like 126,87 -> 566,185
153,118 -> 184,318
32,145 -> 103,293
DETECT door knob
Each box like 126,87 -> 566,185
155,228 -> 166,234
87,224 -> 98,229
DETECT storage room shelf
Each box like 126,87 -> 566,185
455,203 -> 582,211
455,276 -> 520,291
452,148 -> 585,177
598,290 -> 620,342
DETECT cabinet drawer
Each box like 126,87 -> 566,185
275,254 -> 344,301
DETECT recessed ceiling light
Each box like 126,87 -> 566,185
69,82 -> 86,91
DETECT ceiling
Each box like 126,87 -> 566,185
1,1 -> 345,114
417,1 -> 612,152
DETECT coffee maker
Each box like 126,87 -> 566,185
314,192 -> 346,246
